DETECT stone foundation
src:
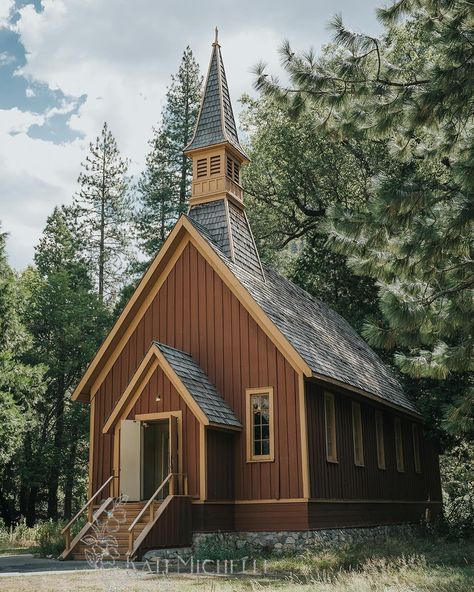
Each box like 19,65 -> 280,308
192,523 -> 419,555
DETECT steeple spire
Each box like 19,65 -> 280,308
185,32 -> 264,281
184,33 -> 247,159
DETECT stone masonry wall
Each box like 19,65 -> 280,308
192,524 -> 419,555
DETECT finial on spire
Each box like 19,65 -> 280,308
213,26 -> 219,46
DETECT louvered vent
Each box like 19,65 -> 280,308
226,156 -> 240,183
197,158 -> 208,178
210,155 -> 221,175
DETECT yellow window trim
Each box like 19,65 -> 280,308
375,410 -> 386,470
324,392 -> 338,463
412,423 -> 422,474
352,401 -> 364,467
246,387 -> 275,463
395,417 -> 405,472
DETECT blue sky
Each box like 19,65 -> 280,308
0,0 -> 382,269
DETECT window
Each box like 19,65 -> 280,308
412,424 -> 421,473
352,402 -> 364,466
324,392 -> 337,462
196,158 -> 207,178
375,411 -> 386,469
246,388 -> 274,462
226,156 -> 240,183
394,417 -> 404,472
210,155 -> 221,175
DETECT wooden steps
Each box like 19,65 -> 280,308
70,501 -> 162,561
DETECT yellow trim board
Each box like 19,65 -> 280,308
102,343 -> 241,435
73,215 -> 310,404
71,225 -> 189,402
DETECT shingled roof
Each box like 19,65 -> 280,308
155,341 -> 242,428
188,199 -> 265,280
185,38 -> 246,158
186,215 -> 419,415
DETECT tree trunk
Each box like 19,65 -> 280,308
47,382 -> 65,519
26,485 -> 38,527
63,432 -> 78,520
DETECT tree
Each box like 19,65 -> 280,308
241,95 -> 380,330
135,47 -> 202,264
73,122 -> 131,303
0,225 -> 45,525
254,1 -> 474,437
22,207 -> 109,519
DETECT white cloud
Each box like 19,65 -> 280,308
1,0 -> 381,269
25,86 -> 35,97
0,0 -> 14,27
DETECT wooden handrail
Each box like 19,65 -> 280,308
127,472 -> 188,556
128,473 -> 172,533
61,475 -> 115,535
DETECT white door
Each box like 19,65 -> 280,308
119,420 -> 141,501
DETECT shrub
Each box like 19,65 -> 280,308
440,442 -> 474,538
34,520 -> 65,557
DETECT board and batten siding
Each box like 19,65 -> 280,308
306,380 -> 442,503
92,240 -> 303,500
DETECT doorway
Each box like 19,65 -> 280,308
118,413 -> 181,501
142,420 -> 169,499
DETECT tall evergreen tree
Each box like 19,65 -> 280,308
135,47 -> 202,263
73,122 -> 131,303
23,207 -> 109,519
0,225 -> 45,525
254,0 -> 474,437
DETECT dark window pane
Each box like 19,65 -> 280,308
261,440 -> 270,455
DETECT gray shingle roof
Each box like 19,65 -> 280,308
185,215 -> 419,415
185,42 -> 246,157
155,342 -> 242,428
189,199 -> 265,281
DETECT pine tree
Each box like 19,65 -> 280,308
0,224 -> 45,525
23,207 -> 109,518
73,122 -> 131,303
135,47 -> 202,263
254,0 -> 474,436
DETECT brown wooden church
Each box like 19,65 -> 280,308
62,35 -> 442,560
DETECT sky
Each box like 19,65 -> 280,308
0,0 -> 382,270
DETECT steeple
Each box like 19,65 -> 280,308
184,32 -> 248,209
185,31 -> 247,160
186,33 -> 265,281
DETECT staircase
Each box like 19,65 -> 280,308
61,473 -> 191,561
71,501 -> 161,561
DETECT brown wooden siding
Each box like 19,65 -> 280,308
140,496 -> 192,556
207,429 -> 235,501
92,241 -> 303,500
306,380 -> 442,503
308,501 -> 442,529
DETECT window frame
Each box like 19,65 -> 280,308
375,410 -> 386,470
324,392 -> 338,463
246,387 -> 274,463
394,417 -> 405,472
412,424 -> 422,473
352,401 -> 365,467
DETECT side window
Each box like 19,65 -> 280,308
246,388 -> 274,462
394,417 -> 405,472
352,402 -> 364,466
375,411 -> 386,469
324,392 -> 338,462
412,424 -> 422,473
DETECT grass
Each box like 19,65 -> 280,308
0,535 -> 473,591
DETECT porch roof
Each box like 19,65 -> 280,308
154,342 -> 242,429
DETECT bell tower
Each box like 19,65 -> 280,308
184,29 -> 249,208
185,31 -> 264,281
